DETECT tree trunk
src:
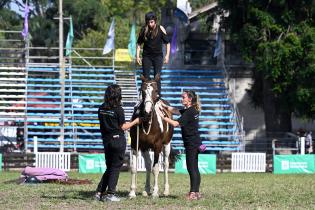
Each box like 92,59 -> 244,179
263,79 -> 292,137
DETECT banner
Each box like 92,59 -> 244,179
128,23 -> 136,59
103,19 -> 115,55
175,154 -> 216,174
115,49 -> 132,62
79,154 -> 106,173
273,155 -> 315,174
65,16 -> 74,56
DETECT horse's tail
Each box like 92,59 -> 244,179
169,146 -> 181,165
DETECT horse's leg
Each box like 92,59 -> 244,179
163,143 -> 171,196
142,150 -> 152,196
129,149 -> 139,198
152,151 -> 160,198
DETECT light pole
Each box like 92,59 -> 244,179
59,0 -> 65,152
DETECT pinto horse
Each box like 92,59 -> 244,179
129,74 -> 174,198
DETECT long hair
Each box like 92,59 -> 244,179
184,90 -> 201,112
104,84 -> 122,109
142,11 -> 158,40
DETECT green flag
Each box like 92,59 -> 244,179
128,23 -> 136,59
66,16 -> 74,56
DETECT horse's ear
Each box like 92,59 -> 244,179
140,74 -> 147,82
154,73 -> 161,82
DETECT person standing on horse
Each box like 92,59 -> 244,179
157,90 -> 203,200
95,84 -> 141,202
136,11 -> 170,95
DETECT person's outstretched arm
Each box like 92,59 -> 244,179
160,25 -> 170,64
164,42 -> 170,64
161,103 -> 180,115
161,115 -> 179,127
136,44 -> 142,65
121,117 -> 140,131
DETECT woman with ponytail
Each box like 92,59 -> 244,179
158,90 -> 203,200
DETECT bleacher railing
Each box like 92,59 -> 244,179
221,37 -> 245,150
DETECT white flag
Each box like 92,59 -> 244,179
103,19 -> 115,55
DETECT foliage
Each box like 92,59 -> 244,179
219,0 -> 315,122
0,0 -> 169,60
0,171 -> 315,209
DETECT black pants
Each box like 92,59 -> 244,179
142,55 -> 163,93
185,146 -> 201,192
96,135 -> 126,194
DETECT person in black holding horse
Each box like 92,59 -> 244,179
157,90 -> 203,200
136,11 -> 170,95
95,84 -> 140,202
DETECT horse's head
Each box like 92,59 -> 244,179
140,74 -> 160,116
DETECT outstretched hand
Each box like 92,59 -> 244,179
136,57 -> 142,65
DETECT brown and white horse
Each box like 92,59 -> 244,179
129,74 -> 174,198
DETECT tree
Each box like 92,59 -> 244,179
219,0 -> 315,134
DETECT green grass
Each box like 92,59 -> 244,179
0,171 -> 314,209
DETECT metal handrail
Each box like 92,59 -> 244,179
221,35 -> 245,146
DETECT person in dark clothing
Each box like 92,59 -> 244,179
136,11 -> 170,94
157,90 -> 202,200
95,84 -> 140,202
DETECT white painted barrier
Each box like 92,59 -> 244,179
35,152 -> 71,171
131,151 -> 164,172
231,152 -> 266,172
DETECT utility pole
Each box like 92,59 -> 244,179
59,0 -> 65,152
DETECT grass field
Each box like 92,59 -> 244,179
0,171 -> 314,210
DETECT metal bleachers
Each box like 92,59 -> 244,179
136,68 -> 244,152
0,30 -> 243,153
25,65 -> 115,152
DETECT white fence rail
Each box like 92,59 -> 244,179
231,152 -> 266,172
35,152 -> 71,171
130,151 -> 164,172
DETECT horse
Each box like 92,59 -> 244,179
129,74 -> 174,198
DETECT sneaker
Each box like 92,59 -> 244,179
186,192 -> 198,201
104,194 -> 121,202
95,193 -> 103,202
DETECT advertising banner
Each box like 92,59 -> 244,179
115,49 -> 132,62
79,154 -> 106,173
175,154 -> 216,174
273,155 -> 315,174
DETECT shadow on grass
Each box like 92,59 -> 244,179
3,178 -> 25,184
41,190 -> 179,201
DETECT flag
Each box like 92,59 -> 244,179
21,4 -> 30,38
128,23 -> 136,59
65,16 -> 74,56
213,30 -> 221,58
103,19 -> 115,55
174,8 -> 189,23
171,24 -> 177,55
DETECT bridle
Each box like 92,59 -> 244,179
142,83 -> 157,135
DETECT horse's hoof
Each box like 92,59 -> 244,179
163,191 -> 169,196
142,191 -> 149,197
129,192 -> 136,199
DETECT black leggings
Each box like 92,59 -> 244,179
142,55 -> 163,92
96,135 -> 126,194
185,146 -> 201,192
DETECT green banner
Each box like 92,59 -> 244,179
274,155 -> 315,174
175,154 -> 216,174
0,154 -> 2,171
79,154 -> 106,173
